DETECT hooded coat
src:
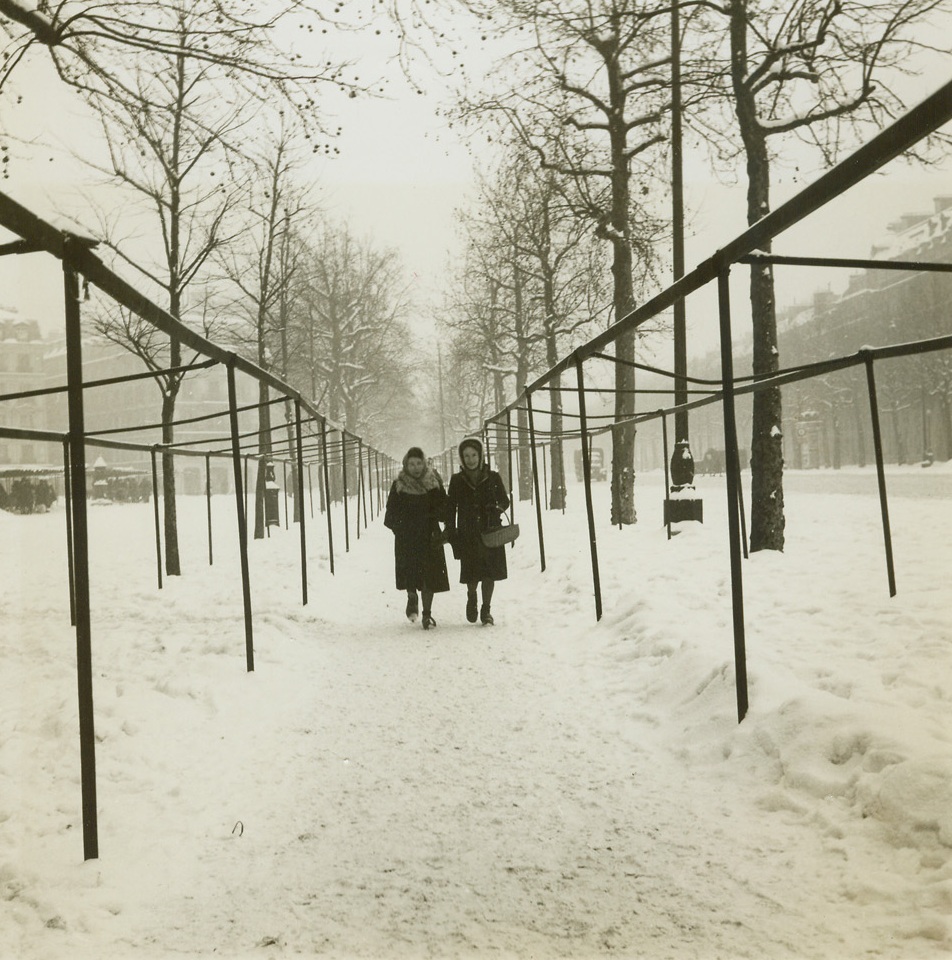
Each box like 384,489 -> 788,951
383,461 -> 450,593
446,439 -> 510,584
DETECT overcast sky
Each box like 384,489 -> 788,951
1,13 -> 950,362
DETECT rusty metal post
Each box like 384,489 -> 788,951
575,359 -> 602,621
320,419 -> 335,574
150,447 -> 163,589
227,361 -> 254,672
341,430 -> 351,552
526,391 -> 546,573
62,438 -> 75,626
205,452 -> 213,566
295,400 -> 308,606
864,355 -> 897,597
662,414 -> 672,541
63,250 -> 98,860
716,265 -> 749,723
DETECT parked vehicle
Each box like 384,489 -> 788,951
574,446 -> 607,482
695,448 -> 748,476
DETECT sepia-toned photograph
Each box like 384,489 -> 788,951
1,2 -> 950,958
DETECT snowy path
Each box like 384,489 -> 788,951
92,524 -> 828,960
3,469 -> 951,958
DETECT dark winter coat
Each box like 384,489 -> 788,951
446,465 -> 510,584
384,467 -> 450,593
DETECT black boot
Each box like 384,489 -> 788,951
480,604 -> 493,626
465,592 -> 478,623
405,591 -> 419,622
422,611 -> 436,630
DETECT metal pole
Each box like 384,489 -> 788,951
341,431 -> 351,552
205,452 -> 213,566
354,438 -> 362,540
864,355 -> 897,597
295,400 -> 308,606
576,359 -> 602,621
150,447 -> 163,589
542,442 -> 550,511
63,254 -> 98,860
732,418 -> 749,560
227,362 -> 254,672
376,451 -> 382,512
506,409 -> 515,521
671,0 -> 689,446
437,343 -> 447,452
358,438 -> 367,533
282,460 -> 289,531
716,266 -> 749,723
243,455 -> 249,524
379,451 -> 384,513
526,390 -> 546,573
662,414 -> 672,541
321,419 -> 335,575
366,443 -> 374,521
62,438 -> 75,626
317,436 -> 327,515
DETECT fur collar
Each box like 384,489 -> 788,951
395,466 -> 442,495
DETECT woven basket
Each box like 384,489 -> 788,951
481,521 -> 520,548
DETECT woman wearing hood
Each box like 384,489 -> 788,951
383,446 -> 450,629
445,437 -> 510,625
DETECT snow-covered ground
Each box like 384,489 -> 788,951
2,464 -> 951,959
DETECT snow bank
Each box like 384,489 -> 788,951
2,466 -> 950,958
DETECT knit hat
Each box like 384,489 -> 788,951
403,446 -> 426,470
458,436 -> 483,467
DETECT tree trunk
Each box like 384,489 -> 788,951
254,379 -> 272,539
285,403 -> 299,523
891,402 -> 906,464
831,406 -> 842,469
547,367 -> 566,511
603,41 -> 637,525
512,258 -> 532,501
940,392 -> 952,461
852,379 -> 867,467
611,292 -> 637,525
731,0 -> 784,551
161,379 -> 181,576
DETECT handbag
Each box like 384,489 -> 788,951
481,515 -> 520,548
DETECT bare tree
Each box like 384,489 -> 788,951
218,122 -> 312,537
457,0 -> 670,524
0,0 -> 366,133
86,10 -> 251,573
453,146 -> 610,508
686,0 -> 950,549
500,157 -> 610,509
287,222 -> 415,488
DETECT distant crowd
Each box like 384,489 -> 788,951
0,477 -> 56,514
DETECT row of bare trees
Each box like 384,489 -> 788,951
5,0 -> 950,559
435,0 -> 948,549
437,147 -> 613,510
2,0 -> 416,575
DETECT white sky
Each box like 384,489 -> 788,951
1,14 -> 950,362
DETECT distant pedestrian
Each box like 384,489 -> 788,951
384,447 -> 450,630
446,437 -> 510,625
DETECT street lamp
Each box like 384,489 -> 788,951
666,0 -> 702,525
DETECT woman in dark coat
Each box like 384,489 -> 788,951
446,436 -> 510,625
384,446 -> 450,630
